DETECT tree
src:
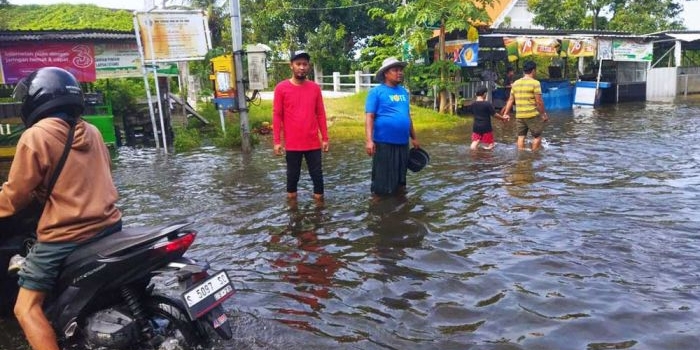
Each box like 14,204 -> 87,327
528,0 -> 593,30
240,0 -> 393,80
528,0 -> 685,32
370,0 -> 493,113
608,0 -> 684,32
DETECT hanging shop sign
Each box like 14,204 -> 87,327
0,42 -> 96,83
503,37 -> 561,61
455,43 -> 478,67
612,39 -> 653,61
598,39 -> 613,60
561,38 -> 597,57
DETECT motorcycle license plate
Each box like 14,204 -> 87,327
181,270 -> 234,319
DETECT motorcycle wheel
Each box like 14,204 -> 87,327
143,296 -> 201,349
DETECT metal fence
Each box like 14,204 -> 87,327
678,72 -> 700,96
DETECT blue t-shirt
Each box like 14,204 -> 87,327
365,84 -> 411,145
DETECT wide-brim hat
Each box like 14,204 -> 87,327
291,50 -> 311,62
407,147 -> 430,172
375,57 -> 407,82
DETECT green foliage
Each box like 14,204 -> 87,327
527,0 -> 685,32
240,0 -> 394,78
375,0 -> 491,56
92,78 -> 146,120
173,126 -> 202,152
369,0 -> 492,113
528,0 -> 590,30
306,23 -> 352,75
0,4 -> 133,31
358,34 -> 402,73
608,0 -> 684,32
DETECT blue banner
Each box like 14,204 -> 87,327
455,43 -> 478,67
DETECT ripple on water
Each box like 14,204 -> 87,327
2,101 -> 694,349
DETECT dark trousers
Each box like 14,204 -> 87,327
285,149 -> 324,195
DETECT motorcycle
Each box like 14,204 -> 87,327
0,210 -> 234,349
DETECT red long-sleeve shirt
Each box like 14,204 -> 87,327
272,79 -> 328,151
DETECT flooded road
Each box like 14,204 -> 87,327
2,97 -> 700,349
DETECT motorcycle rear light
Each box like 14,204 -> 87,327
159,232 -> 195,253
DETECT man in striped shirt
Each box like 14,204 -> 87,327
502,60 -> 549,151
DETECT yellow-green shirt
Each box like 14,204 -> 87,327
511,77 -> 541,119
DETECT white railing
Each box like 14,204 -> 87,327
317,71 -> 378,93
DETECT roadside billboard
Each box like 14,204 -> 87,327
95,42 -> 141,79
0,42 -> 96,83
612,40 -> 653,61
135,11 -> 211,62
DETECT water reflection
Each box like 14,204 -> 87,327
367,196 -> 428,281
2,98 -> 700,350
268,201 -> 343,331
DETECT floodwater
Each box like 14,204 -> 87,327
1,97 -> 700,350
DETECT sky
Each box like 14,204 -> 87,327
6,0 -> 700,30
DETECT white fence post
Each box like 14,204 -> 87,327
333,72 -> 341,92
355,71 -> 362,93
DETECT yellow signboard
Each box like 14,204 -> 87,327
210,55 -> 236,98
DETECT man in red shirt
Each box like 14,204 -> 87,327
273,50 -> 329,204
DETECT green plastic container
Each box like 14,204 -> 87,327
83,115 -> 116,145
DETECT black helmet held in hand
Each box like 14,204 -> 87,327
12,67 -> 84,127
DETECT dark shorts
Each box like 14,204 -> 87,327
516,116 -> 545,138
371,142 -> 408,196
18,221 -> 122,292
471,131 -> 494,144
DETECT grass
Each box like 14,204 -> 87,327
247,91 -> 468,141
175,91 -> 469,152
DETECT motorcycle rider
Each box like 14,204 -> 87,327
0,67 -> 122,350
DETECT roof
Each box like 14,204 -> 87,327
649,30 -> 700,50
479,0 -> 514,27
0,29 -> 135,42
428,28 -> 660,48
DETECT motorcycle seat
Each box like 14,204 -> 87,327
64,221 -> 192,265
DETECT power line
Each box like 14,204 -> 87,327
286,0 -> 388,11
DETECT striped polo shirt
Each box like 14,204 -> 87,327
511,78 -> 542,119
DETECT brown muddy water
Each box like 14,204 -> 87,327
1,97 -> 700,350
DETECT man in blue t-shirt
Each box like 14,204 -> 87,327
364,57 -> 420,197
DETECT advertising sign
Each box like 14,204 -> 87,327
136,11 -> 211,62
563,38 -> 597,57
0,53 -> 4,84
503,37 -> 560,60
612,40 -> 653,61
95,42 -> 142,79
0,42 -> 96,83
598,39 -> 613,60
455,43 -> 478,67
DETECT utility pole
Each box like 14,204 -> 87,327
229,0 -> 252,152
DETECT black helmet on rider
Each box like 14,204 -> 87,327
12,67 -> 84,127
